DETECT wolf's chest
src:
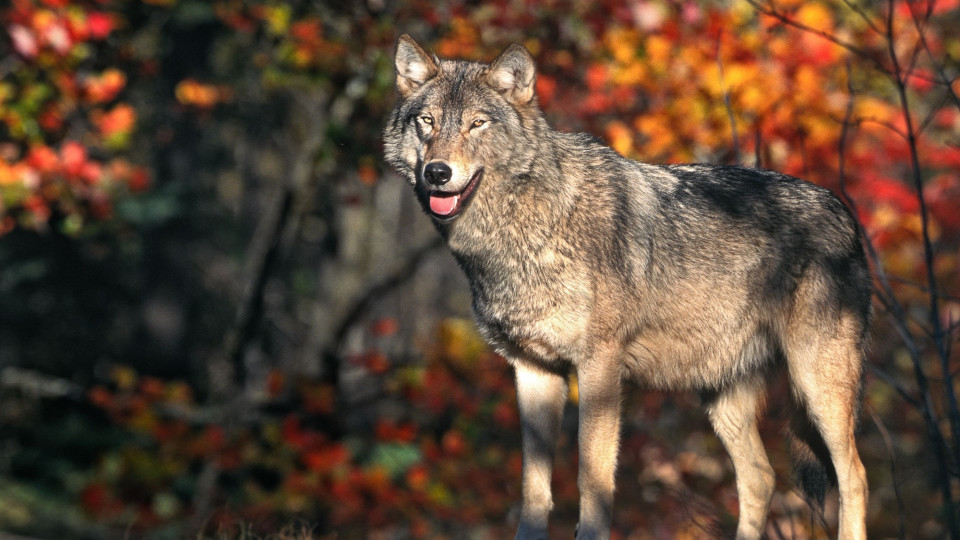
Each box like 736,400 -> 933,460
468,267 -> 594,365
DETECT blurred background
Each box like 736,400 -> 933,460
0,0 -> 958,538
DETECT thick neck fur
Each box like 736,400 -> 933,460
443,117 -> 631,315
445,120 -> 581,262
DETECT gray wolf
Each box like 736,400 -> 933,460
383,35 -> 870,540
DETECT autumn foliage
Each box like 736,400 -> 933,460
74,322 -> 530,538
2,0 -> 150,235
1,0 -> 959,538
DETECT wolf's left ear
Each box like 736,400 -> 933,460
485,44 -> 536,105
395,34 -> 439,98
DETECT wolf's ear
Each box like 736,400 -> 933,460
485,43 -> 537,105
395,34 -> 438,98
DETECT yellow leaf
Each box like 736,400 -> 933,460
700,63 -> 724,99
738,84 -> 768,112
438,318 -> 487,365
606,121 -> 634,156
793,65 -> 824,103
612,62 -> 647,87
111,365 -> 137,391
723,62 -> 759,92
645,35 -> 673,69
263,5 -> 291,36
795,2 -> 834,31
799,114 -> 838,147
604,27 -> 641,64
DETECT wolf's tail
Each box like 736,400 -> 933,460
786,402 -> 837,507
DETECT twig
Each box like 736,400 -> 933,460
840,0 -> 885,35
906,0 -> 960,110
869,365 -> 921,409
0,532 -> 48,540
0,366 -> 83,399
883,273 -> 960,304
868,405 -> 908,539
715,33 -> 741,164
885,1 -> 960,535
222,92 -> 329,391
836,61 -> 913,347
918,92 -> 954,137
840,115 -> 908,140
324,237 -> 445,369
754,126 -> 762,168
835,26 -> 957,534
885,0 -> 960,484
223,186 -> 295,385
746,0 -> 886,77
746,0 -> 942,88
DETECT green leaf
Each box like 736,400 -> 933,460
172,0 -> 215,25
115,189 -> 180,225
369,443 -> 421,478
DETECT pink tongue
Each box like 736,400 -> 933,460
429,193 -> 459,216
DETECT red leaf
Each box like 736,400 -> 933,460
302,444 -> 349,472
128,167 -> 151,192
441,429 -> 467,456
86,12 -> 113,40
26,145 -> 59,174
60,141 -> 87,179
536,75 -> 557,107
406,464 -> 430,491
370,317 -> 399,337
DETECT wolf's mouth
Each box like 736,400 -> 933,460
428,169 -> 483,220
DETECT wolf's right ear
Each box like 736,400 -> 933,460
395,34 -> 438,98
485,43 -> 537,105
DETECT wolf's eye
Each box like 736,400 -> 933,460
419,115 -> 434,126
471,119 -> 487,129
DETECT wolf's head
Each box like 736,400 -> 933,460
383,35 -> 541,224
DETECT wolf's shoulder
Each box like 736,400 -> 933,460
553,130 -> 609,151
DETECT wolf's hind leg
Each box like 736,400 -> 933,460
706,378 -> 775,540
787,323 -> 868,540
514,362 -> 568,540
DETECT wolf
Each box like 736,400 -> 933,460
383,34 -> 870,540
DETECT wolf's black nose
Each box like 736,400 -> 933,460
424,162 -> 452,185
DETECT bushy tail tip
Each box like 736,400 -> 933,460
787,407 -> 836,507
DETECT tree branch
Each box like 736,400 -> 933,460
885,1 -> 960,535
323,237 -> 445,376
867,406 -> 908,539
715,33 -> 741,164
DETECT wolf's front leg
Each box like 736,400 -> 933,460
574,350 -> 622,540
513,362 -> 568,540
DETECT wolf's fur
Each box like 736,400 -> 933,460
383,35 -> 870,540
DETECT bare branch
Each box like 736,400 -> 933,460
0,367 -> 83,399
715,33 -> 741,164
835,38 -> 959,532
747,0 -> 945,89
828,112 -> 908,140
885,1 -> 960,534
221,95 -> 328,392
867,406 -> 908,539
868,364 -> 921,410
839,0 -> 884,35
325,237 -> 445,362
907,0 -> 960,112
886,0 -> 960,488
884,273 -> 960,304
746,0 -> 887,76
